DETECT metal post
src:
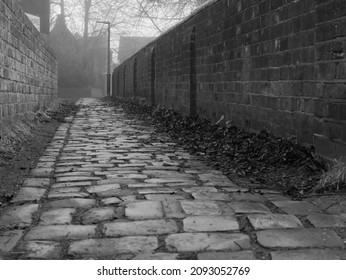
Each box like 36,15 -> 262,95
106,23 -> 111,96
96,21 -> 111,97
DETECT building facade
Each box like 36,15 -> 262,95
17,0 -> 50,34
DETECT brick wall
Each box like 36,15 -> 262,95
113,0 -> 346,160
0,0 -> 57,119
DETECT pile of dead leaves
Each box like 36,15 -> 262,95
46,103 -> 79,122
108,97 -> 326,197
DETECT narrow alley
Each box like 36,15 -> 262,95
0,99 -> 345,260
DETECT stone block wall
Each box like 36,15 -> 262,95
113,0 -> 346,160
0,0 -> 57,119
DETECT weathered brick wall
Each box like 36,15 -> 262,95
0,0 -> 57,119
113,0 -> 346,160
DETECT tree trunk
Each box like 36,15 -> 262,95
83,0 -> 92,41
61,0 -> 65,22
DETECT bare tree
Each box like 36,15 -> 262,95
134,0 -> 209,34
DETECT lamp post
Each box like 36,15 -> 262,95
96,21 -> 111,96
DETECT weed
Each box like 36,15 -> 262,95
0,115 -> 35,154
315,159 -> 346,192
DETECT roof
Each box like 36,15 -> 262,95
49,14 -> 77,48
118,36 -> 156,63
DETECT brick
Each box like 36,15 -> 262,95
316,63 -> 336,80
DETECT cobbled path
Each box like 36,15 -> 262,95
1,98 -> 346,259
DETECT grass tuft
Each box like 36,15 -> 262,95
0,115 -> 34,154
315,159 -> 346,193
0,107 -> 53,155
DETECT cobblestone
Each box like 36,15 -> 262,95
256,229 -> 344,249
20,241 -> 61,259
306,214 -> 346,228
228,202 -> 271,214
125,201 -> 164,220
1,98 -> 345,259
40,209 -> 76,225
68,237 -> 158,257
180,201 -> 222,216
0,230 -> 24,252
132,253 -> 179,260
82,208 -> 116,224
166,233 -> 251,252
12,187 -> 46,203
23,178 -> 51,188
197,250 -> 257,260
25,225 -> 96,240
104,220 -> 178,236
247,214 -> 303,230
46,198 -> 96,209
183,216 -> 239,232
271,249 -> 346,260
30,168 -> 54,178
0,204 -> 39,228
272,201 -> 323,215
